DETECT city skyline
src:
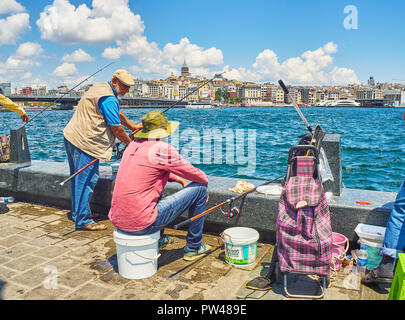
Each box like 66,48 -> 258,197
1,0 -> 405,90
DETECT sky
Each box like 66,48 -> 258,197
1,0 -> 405,91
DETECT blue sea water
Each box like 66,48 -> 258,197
1,106 -> 404,193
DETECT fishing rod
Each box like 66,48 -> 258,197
278,80 -> 326,156
25,62 -> 115,127
60,71 -> 226,187
278,80 -> 312,134
173,174 -> 285,230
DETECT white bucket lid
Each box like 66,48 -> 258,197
113,228 -> 160,247
355,223 -> 385,243
222,227 -> 259,245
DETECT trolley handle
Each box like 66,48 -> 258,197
288,145 -> 319,164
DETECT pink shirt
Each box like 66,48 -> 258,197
108,139 -> 208,231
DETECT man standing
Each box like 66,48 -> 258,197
0,93 -> 30,123
63,69 -> 142,231
109,110 -> 211,261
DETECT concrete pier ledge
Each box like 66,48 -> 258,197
0,160 -> 396,243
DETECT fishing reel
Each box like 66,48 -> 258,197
227,206 -> 240,219
113,142 -> 126,160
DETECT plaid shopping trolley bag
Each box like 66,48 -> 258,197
276,145 -> 332,298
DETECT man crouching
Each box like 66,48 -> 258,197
108,110 -> 210,261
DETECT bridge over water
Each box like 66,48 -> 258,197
9,95 -> 187,108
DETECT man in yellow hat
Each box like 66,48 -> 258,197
109,110 -> 211,261
63,69 -> 142,231
0,93 -> 29,123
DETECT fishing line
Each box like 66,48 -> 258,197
24,62 -> 115,127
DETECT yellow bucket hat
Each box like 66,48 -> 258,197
132,110 -> 179,139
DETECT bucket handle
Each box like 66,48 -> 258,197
332,235 -> 349,260
220,231 -> 233,245
126,251 -> 161,264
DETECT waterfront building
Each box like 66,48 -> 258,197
21,87 -> 32,95
285,88 -> 300,104
315,90 -> 326,102
299,88 -> 311,103
163,84 -> 175,100
57,85 -> 69,93
178,85 -> 187,100
0,82 -> 11,96
31,86 -> 47,96
327,89 -> 340,101
239,84 -> 262,105
383,90 -> 402,106
356,88 -> 384,107
260,83 -> 273,101
129,79 -> 148,97
147,81 -> 160,98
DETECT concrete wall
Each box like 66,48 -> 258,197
0,159 -> 396,243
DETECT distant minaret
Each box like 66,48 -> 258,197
181,59 -> 190,78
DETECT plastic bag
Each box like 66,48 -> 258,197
319,147 -> 333,183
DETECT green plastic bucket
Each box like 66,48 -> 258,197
221,227 -> 259,266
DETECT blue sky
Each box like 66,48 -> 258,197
1,0 -> 404,91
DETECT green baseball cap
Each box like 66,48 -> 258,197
132,110 -> 179,139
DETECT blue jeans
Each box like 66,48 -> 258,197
120,182 -> 207,250
64,138 -> 99,229
381,177 -> 405,259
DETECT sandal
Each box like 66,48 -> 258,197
361,269 -> 393,284
80,222 -> 107,231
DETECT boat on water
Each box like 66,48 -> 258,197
325,99 -> 360,107
50,104 -> 74,110
185,102 -> 214,109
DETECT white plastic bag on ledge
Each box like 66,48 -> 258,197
319,147 -> 334,183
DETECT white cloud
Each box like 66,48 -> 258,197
0,12 -> 30,45
330,67 -> 359,84
36,0 -> 144,44
0,0 -> 25,14
21,72 -> 32,80
102,47 -> 123,60
104,36 -> 223,77
4,56 -> 41,72
62,48 -> 94,62
163,38 -> 223,67
0,42 -> 43,75
52,62 -> 78,77
225,42 -> 359,85
15,42 -> 44,57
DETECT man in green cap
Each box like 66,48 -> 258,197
108,110 -> 211,260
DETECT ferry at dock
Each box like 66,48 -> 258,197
314,99 -> 360,107
185,102 -> 214,109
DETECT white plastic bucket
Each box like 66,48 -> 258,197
221,227 -> 259,266
113,228 -> 161,280
355,223 -> 386,270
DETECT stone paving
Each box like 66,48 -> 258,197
0,201 -> 391,300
